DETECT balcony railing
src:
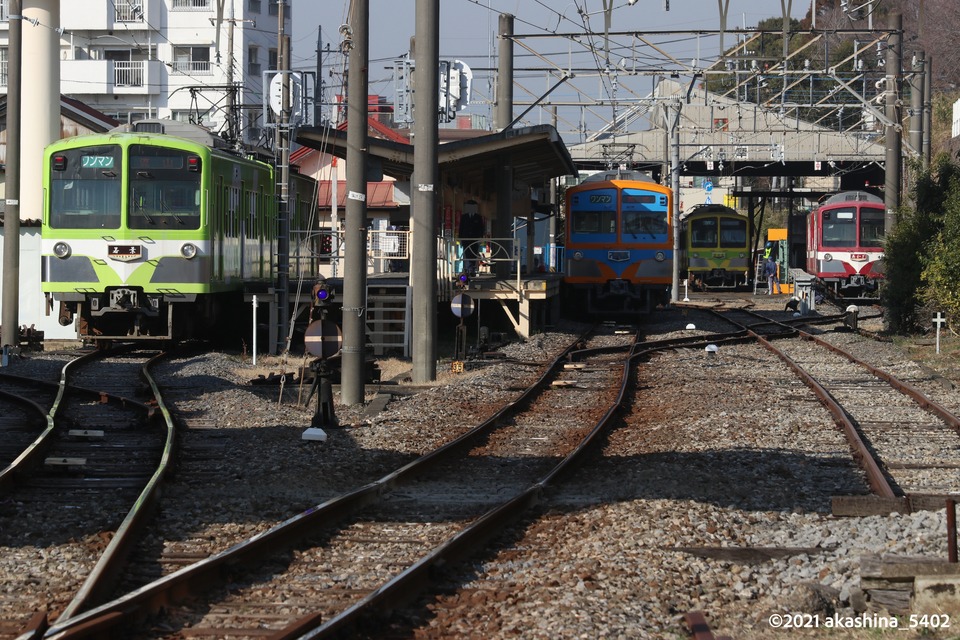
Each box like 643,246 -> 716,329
114,0 -> 144,22
0,59 -> 7,88
170,60 -> 212,75
114,60 -> 144,87
172,0 -> 210,9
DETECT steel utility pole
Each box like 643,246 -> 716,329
341,0 -> 369,403
276,2 -> 292,354
412,0 -> 440,384
883,12 -> 902,234
1,0 -> 22,354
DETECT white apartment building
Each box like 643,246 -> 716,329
0,0 -> 290,146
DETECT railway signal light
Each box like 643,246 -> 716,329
456,272 -> 470,289
311,280 -> 336,320
314,282 -> 335,304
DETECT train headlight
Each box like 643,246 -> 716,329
53,242 -> 71,259
573,251 -> 584,261
655,251 -> 666,262
823,253 -> 833,262
180,243 -> 198,259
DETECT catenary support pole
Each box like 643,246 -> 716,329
922,55 -> 932,170
412,0 -> 440,384
1,0 -> 22,353
341,0 -> 370,403
883,12 -> 902,235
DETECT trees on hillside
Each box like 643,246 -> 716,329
882,154 -> 960,333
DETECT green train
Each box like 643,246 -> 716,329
41,121 -> 319,342
678,203 -> 751,289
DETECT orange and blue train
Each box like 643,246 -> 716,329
563,170 -> 673,315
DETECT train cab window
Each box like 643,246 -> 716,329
859,207 -> 885,248
821,208 -> 857,247
719,217 -> 747,248
128,145 -> 202,230
569,188 -> 618,239
571,210 -> 616,234
622,210 -> 668,238
690,218 -> 718,247
48,145 -> 122,229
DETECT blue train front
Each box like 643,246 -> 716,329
563,171 -> 673,315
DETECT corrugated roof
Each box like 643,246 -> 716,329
317,181 -> 401,209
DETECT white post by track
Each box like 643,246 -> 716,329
252,295 -> 259,366
934,312 -> 946,355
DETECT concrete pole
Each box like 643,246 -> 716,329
883,12 -> 901,234
21,0 -> 58,224
492,14 -> 515,279
341,0 -> 370,403
495,14 -> 514,131
411,0 -> 439,384
1,0 -> 22,351
670,102 -> 681,303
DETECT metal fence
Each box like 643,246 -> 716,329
113,61 -> 144,87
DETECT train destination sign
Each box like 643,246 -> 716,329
108,245 -> 142,262
82,155 -> 115,169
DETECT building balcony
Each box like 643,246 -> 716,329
60,0 -> 159,30
61,59 -> 164,95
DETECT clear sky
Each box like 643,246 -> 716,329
289,1 -> 813,133
291,1 -> 812,68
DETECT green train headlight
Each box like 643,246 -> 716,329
53,242 -> 71,259
180,243 -> 198,259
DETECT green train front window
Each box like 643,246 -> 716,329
129,145 -> 202,230
690,218 -> 717,248
48,145 -> 122,229
719,217 -> 747,248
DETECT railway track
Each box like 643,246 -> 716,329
2,306 -> 955,637
0,346 -> 177,638
710,307 -> 960,502
37,325 -> 655,639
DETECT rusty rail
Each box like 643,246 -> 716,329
685,611 -> 733,640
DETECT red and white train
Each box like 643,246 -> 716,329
805,190 -> 885,297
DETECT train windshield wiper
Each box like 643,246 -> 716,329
134,198 -> 155,225
159,197 -> 184,225
638,218 -> 656,238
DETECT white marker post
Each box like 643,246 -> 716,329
934,312 -> 946,355
683,279 -> 689,302
252,295 -> 259,366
